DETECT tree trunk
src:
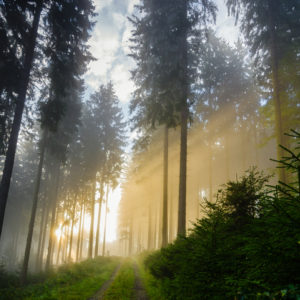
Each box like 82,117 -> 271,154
128,217 -> 133,256
0,0 -> 43,240
253,125 -> 259,166
37,188 -> 50,271
102,187 -> 109,256
177,0 -> 188,237
147,200 -> 152,250
225,133 -> 230,181
177,108 -> 188,236
208,143 -> 213,203
68,194 -> 77,262
94,182 -> 104,257
162,125 -> 169,247
20,129 -> 47,284
268,0 -> 286,183
88,180 -> 96,258
35,192 -> 47,271
56,227 -> 63,265
76,193 -> 84,262
169,188 -> 173,243
79,194 -> 86,260
45,162 -> 60,271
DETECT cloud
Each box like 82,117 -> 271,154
94,0 -> 113,12
85,0 -> 137,103
111,64 -> 135,103
215,0 -> 239,45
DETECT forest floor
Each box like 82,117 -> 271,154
0,256 -> 152,300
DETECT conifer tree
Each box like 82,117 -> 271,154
130,0 -> 216,237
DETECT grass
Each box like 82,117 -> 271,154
102,258 -> 135,300
0,256 -> 119,300
135,252 -> 166,300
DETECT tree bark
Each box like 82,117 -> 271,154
94,181 -> 104,257
88,180 -> 96,258
37,182 -> 51,271
0,0 -> 43,240
20,129 -> 47,284
45,162 -> 60,271
208,143 -> 213,203
76,193 -> 84,262
79,193 -> 86,260
225,133 -> 230,181
268,0 -> 286,183
177,108 -> 188,236
147,200 -> 152,250
35,192 -> 47,271
162,125 -> 169,247
177,0 -> 188,237
68,194 -> 77,262
102,186 -> 109,256
56,226 -> 63,265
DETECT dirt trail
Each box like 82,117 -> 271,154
88,263 -> 121,300
133,262 -> 149,300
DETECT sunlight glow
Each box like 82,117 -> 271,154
55,224 -> 64,240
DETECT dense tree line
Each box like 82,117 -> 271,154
0,0 -> 126,283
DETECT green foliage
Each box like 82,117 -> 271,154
144,134 -> 300,299
103,258 -> 135,300
0,256 -> 118,300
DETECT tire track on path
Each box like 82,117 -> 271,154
133,262 -> 149,300
88,263 -> 121,300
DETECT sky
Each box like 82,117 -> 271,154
84,0 -> 240,109
84,0 -> 240,242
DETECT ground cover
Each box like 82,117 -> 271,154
0,256 -> 119,300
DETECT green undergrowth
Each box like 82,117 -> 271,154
0,256 -> 119,300
136,253 -> 165,300
102,258 -> 135,300
141,133 -> 300,300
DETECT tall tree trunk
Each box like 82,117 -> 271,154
102,187 -> 109,256
0,0 -> 43,239
153,204 -> 157,249
169,188 -> 173,243
56,226 -> 63,265
37,187 -> 50,271
45,162 -> 60,271
162,125 -> 169,247
88,180 -> 96,258
268,0 -> 286,183
79,194 -> 86,260
208,143 -> 213,203
147,200 -> 152,250
177,0 -> 188,237
63,221 -> 70,262
35,192 -> 47,271
76,193 -> 84,262
225,133 -> 230,181
20,129 -> 47,284
68,194 -> 77,262
94,182 -> 104,257
128,216 -> 133,256
241,128 -> 246,171
177,108 -> 188,236
253,125 -> 259,166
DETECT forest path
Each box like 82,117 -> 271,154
133,261 -> 149,300
88,263 -> 121,300
88,258 -> 149,300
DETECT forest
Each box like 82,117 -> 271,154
0,0 -> 299,299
